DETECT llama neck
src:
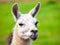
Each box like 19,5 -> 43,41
11,26 -> 31,45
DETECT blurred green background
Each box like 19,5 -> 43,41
0,0 -> 60,45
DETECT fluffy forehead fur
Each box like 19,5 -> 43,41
17,14 -> 37,24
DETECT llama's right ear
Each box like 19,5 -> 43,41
12,3 -> 20,21
29,2 -> 40,17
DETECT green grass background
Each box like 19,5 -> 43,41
0,1 -> 60,45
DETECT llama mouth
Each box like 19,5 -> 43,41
30,34 -> 38,40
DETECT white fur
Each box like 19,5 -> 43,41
11,2 -> 40,45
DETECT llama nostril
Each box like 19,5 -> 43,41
31,30 -> 38,33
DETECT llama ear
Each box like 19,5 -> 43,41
12,3 -> 20,21
29,2 -> 40,17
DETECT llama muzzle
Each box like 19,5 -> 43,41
30,30 -> 38,40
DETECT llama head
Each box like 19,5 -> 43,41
12,2 -> 40,40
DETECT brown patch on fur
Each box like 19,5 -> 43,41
7,32 -> 13,45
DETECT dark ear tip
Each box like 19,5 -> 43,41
36,2 -> 40,10
13,3 -> 18,8
12,3 -> 18,12
38,2 -> 40,7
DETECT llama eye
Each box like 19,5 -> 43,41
19,23 -> 24,26
35,21 -> 38,26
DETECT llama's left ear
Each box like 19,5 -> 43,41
12,3 -> 21,21
29,2 -> 40,17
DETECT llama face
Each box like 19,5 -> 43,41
16,14 -> 38,40
12,3 -> 40,40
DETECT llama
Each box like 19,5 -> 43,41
7,2 -> 40,45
